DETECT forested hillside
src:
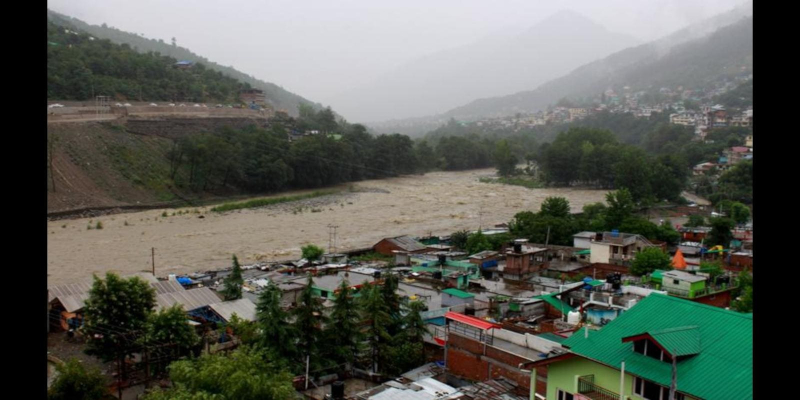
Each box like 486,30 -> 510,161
47,22 -> 246,103
47,9 -> 324,115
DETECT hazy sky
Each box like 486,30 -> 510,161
49,0 -> 743,110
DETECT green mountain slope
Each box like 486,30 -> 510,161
47,22 -> 247,103
47,9 -> 324,115
444,16 -> 752,120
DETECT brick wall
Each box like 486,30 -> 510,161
693,290 -> 733,308
447,332 -> 535,394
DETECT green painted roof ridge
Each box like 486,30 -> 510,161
649,325 -> 700,336
651,293 -> 753,319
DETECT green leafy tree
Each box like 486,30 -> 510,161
579,202 -> 608,231
380,266 -> 402,335
686,214 -> 706,227
221,255 -> 243,300
540,197 -> 571,219
718,200 -> 750,225
605,189 -> 635,229
449,230 -> 470,250
731,270 -> 753,313
383,341 -> 425,378
358,283 -> 393,373
732,285 -> 753,313
699,260 -> 724,281
325,280 -> 365,369
227,314 -> 259,346
706,217 -> 734,248
508,211 -> 575,246
292,275 -> 328,371
399,300 -> 429,344
656,220 -> 681,246
141,347 -> 294,400
630,247 -> 673,276
716,160 -> 753,204
83,273 -> 156,377
493,139 -> 518,177
48,358 -> 108,400
255,283 -> 297,366
141,304 -> 201,376
465,230 -> 493,255
414,140 -> 437,172
619,217 -> 660,241
301,244 -> 324,261
614,146 -> 654,204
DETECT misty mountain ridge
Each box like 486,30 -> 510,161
47,9 -> 326,116
371,1 -> 752,136
328,9 -> 639,123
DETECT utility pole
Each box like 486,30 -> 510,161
305,355 -> 310,390
669,349 -> 678,400
545,226 -> 551,246
152,247 -> 156,276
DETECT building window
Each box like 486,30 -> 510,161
557,389 -> 574,400
634,377 -> 684,400
673,279 -> 680,285
633,339 -> 671,362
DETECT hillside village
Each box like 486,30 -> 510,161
46,4 -> 754,400
48,195 -> 753,399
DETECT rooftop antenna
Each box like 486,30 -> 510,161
327,224 -> 339,254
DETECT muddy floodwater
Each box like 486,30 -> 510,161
47,169 -> 608,285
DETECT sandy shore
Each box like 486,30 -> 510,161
47,169 -> 608,285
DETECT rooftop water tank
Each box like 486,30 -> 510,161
567,311 -> 581,325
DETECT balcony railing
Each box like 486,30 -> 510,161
663,283 -> 738,299
578,375 -> 620,400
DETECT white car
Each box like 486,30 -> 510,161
48,103 -> 64,108
149,103 -> 158,106
115,103 -> 123,107
202,104 -> 208,108
193,104 -> 201,107
123,103 -> 132,107
168,103 -> 176,107
215,104 -> 223,108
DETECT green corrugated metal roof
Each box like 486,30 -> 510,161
648,326 -> 701,357
651,270 -> 665,280
533,293 -> 574,314
537,332 -> 567,344
561,294 -> 752,400
587,280 -> 604,287
443,288 -> 474,299
574,249 -> 591,255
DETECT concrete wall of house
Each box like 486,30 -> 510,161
281,289 -> 301,306
546,356 -> 634,400
663,278 -> 689,292
546,356 -> 698,400
574,238 -> 592,249
441,293 -> 474,308
590,243 -> 610,264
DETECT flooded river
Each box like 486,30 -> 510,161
47,169 -> 608,285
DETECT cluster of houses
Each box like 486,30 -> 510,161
671,105 -> 753,141
693,143 -> 753,177
471,75 -> 752,135
47,220 -> 753,399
